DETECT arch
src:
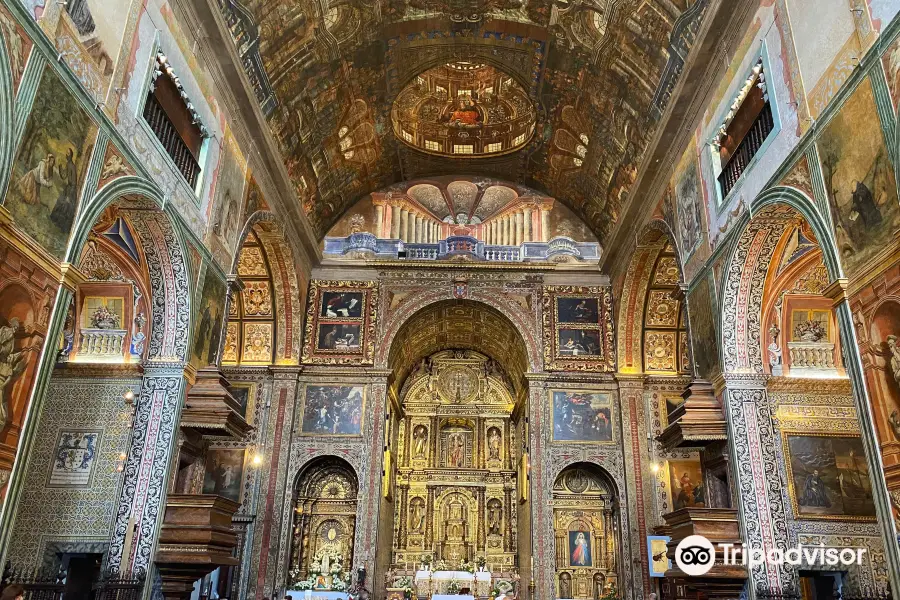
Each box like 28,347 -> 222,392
719,186 -> 843,373
381,298 -> 537,394
616,222 -> 686,374
67,175 -> 193,362
288,456 -> 360,587
551,462 -> 622,600
0,15 -> 15,199
230,210 -> 303,363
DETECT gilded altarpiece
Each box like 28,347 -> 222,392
552,466 -> 619,600
391,350 -> 520,577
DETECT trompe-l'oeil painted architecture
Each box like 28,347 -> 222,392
1,1 -> 900,600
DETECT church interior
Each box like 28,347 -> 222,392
1,0 -> 900,599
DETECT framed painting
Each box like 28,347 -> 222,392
302,280 -> 378,365
301,384 -> 365,435
668,459 -> 705,510
568,530 -> 592,567
321,291 -> 364,318
783,432 -> 876,521
228,382 -> 257,423
551,390 -> 614,443
202,448 -> 246,503
543,286 -> 615,372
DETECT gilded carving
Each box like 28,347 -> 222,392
237,246 -> 268,277
542,286 -> 616,372
643,331 -> 676,372
645,290 -> 679,327
302,280 -> 378,365
242,322 -> 273,363
242,281 -> 273,317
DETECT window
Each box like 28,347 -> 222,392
457,89 -> 471,96
338,126 -> 353,159
425,140 -> 441,151
715,59 -> 775,199
453,145 -> 474,154
513,133 -> 526,146
402,130 -> 413,142
436,85 -> 447,96
416,76 -> 425,86
144,51 -> 206,190
485,142 -> 502,153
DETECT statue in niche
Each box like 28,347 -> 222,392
487,500 -> 502,535
448,433 -> 465,468
488,428 -> 501,461
413,425 -> 428,458
592,573 -> 605,600
559,573 -> 572,599
767,324 -> 782,373
410,498 -> 426,533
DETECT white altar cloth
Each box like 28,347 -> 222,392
284,591 -> 349,600
433,595 -> 475,600
415,571 -> 491,596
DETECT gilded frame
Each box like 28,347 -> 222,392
542,286 -> 615,372
302,280 -> 378,365
781,430 -> 876,522
299,383 -> 367,437
549,389 -> 615,445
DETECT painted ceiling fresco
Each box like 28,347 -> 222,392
220,0 -> 709,242
392,62 -> 536,157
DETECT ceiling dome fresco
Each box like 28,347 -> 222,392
391,62 -> 536,157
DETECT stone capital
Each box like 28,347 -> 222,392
59,262 -> 88,291
822,277 -> 849,307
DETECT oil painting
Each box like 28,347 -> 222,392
301,385 -> 365,435
552,390 -> 613,443
687,273 -> 718,379
557,298 -> 599,324
569,531 -> 592,567
317,324 -> 362,352
818,79 -> 900,278
673,147 -> 703,256
229,383 -> 254,421
0,1 -> 33,94
883,36 -> 900,111
203,448 -> 245,503
191,268 -> 227,370
784,433 -> 876,520
668,459 -> 705,510
320,291 -> 363,318
5,66 -> 97,259
210,129 -> 248,260
558,329 -> 602,356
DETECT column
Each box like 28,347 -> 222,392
406,211 -> 414,243
108,362 -> 189,577
514,212 -> 524,246
540,207 -> 551,242
414,214 -> 422,243
492,220 -> 498,245
374,204 -> 385,238
504,216 -> 512,245
523,208 -> 533,242
399,210 -> 409,242
390,204 -> 401,239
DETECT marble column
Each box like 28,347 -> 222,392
523,208 -> 533,242
514,212 -> 524,246
390,205 -> 401,239
399,209 -> 408,242
374,204 -> 385,238
502,216 -> 510,245
540,208 -> 551,242
414,214 -> 422,243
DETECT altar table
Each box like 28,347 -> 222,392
415,570 -> 491,596
284,591 -> 350,600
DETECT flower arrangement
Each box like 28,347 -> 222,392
290,548 -> 348,591
475,555 -> 487,571
599,582 -> 618,600
459,560 -> 475,574
434,560 -> 448,571
447,580 -> 461,594
420,554 -> 433,570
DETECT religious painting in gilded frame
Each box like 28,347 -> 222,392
302,280 -> 378,365
543,286 -> 615,371
300,384 -> 366,436
551,389 -> 614,443
228,381 -> 257,424
782,431 -> 876,521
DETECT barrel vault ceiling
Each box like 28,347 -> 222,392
217,0 -> 711,245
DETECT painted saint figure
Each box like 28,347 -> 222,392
0,319 -> 37,430
49,148 -> 78,230
16,153 -> 55,205
449,433 -> 465,468
571,531 -> 590,566
413,425 -> 428,458
799,470 -> 831,507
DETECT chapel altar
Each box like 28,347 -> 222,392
383,350 -> 523,586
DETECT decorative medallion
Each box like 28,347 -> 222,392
644,331 -> 676,372
237,246 -> 268,277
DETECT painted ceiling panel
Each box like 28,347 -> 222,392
220,0 -> 710,243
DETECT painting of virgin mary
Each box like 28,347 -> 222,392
569,531 -> 592,567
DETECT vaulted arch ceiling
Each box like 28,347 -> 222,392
220,0 -> 710,244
